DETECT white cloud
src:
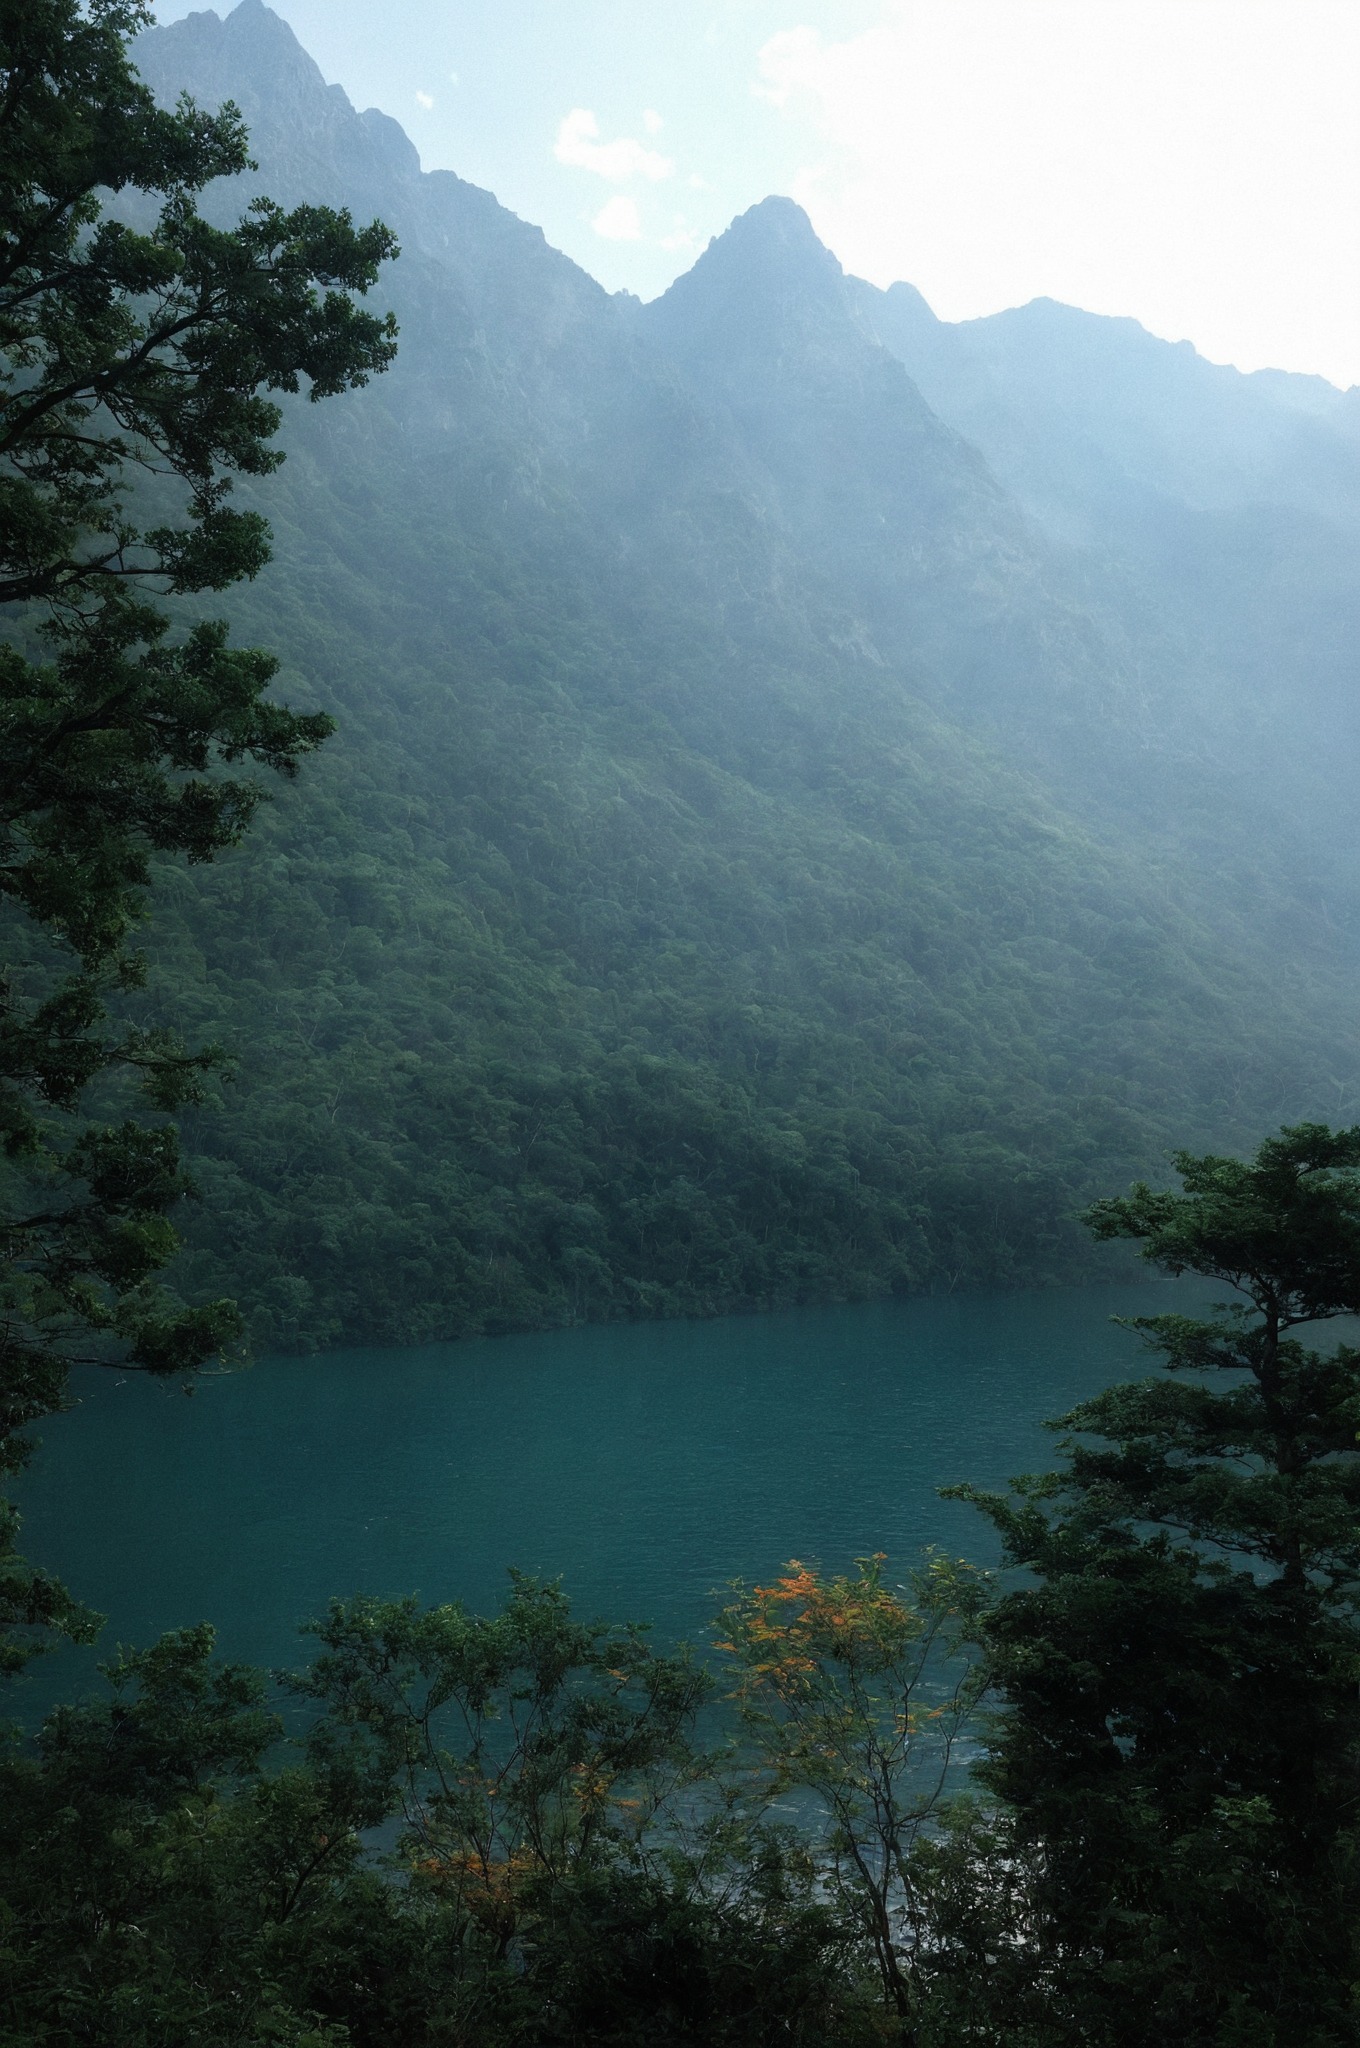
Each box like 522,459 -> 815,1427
753,0 -> 1360,387
753,25 -> 821,109
448,71 -> 459,86
414,90 -> 434,111
642,108 -> 664,135
592,194 -> 645,241
555,108 -> 674,183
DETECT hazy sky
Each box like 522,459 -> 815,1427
151,0 -> 1360,388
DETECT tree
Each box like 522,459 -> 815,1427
292,1574 -> 713,1945
716,1552 -> 989,2043
0,0 -> 397,1661
951,1124 -> 1360,2044
0,1580 -> 882,2046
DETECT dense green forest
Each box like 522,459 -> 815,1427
90,0 -> 1360,1353
155,486 -> 1345,1348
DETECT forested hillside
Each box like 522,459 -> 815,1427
111,0 -> 1360,1351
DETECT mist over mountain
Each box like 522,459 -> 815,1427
124,0 -> 1360,1350
856,278 -> 1360,820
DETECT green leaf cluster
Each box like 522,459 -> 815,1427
945,1125 -> 1360,2043
0,1580 -> 886,2047
0,0 -> 399,1516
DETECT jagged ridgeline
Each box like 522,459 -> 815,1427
121,1 -> 1360,1350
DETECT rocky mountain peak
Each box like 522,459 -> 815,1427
135,1 -> 328,123
133,0 -> 420,220
643,197 -> 853,367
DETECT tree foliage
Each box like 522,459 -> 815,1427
949,1124 -> 1360,2044
0,1579 -> 889,2047
0,0 -> 396,1645
717,1553 -> 989,2039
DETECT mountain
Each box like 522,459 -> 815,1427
112,2 -> 1360,1351
854,280 -> 1360,824
857,282 -> 1360,535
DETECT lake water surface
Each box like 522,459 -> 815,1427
16,1279 -> 1197,1692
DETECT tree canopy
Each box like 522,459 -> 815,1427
950,1124 -> 1360,2043
0,0 -> 396,1659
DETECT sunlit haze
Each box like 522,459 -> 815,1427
145,0 -> 1360,394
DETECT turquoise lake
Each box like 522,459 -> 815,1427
14,1279 -> 1198,1694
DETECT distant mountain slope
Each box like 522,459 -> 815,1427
854,278 -> 1360,833
100,1 -> 1360,1350
857,281 -> 1360,532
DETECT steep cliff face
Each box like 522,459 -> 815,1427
639,201 -> 1149,762
111,4 -> 1360,1350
